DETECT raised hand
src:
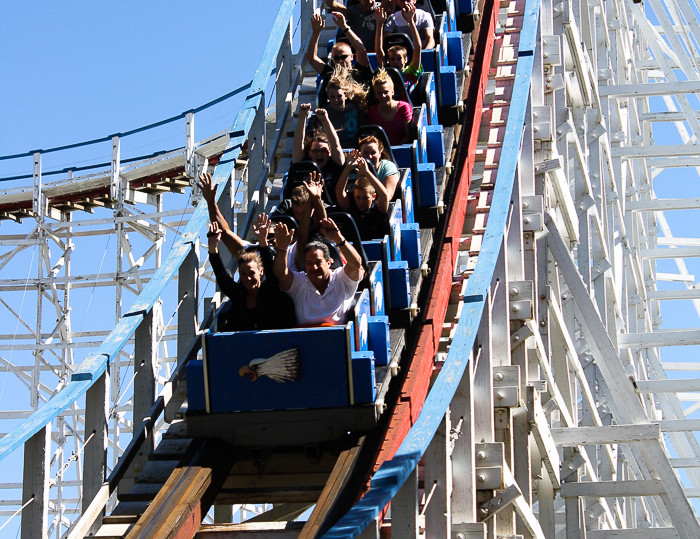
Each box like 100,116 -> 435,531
300,102 -> 311,116
401,3 -> 416,23
314,108 -> 329,122
319,217 -> 343,244
332,11 -> 348,32
252,213 -> 271,246
303,172 -> 325,200
274,221 -> 295,251
374,7 -> 387,24
198,172 -> 217,203
207,222 -> 222,252
311,13 -> 325,33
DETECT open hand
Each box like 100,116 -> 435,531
252,213 -> 271,246
197,172 -> 217,203
311,13 -> 325,33
207,222 -> 222,252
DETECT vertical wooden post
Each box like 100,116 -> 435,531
248,102 -> 267,232
276,19 -> 293,135
21,425 -> 50,539
392,466 -> 419,538
424,410 -> 452,537
178,241 -> 200,362
82,371 -> 108,535
132,307 -> 157,484
451,351 -> 477,524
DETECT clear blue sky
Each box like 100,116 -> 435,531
0,1 -> 286,162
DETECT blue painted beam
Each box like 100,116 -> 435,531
321,0 -> 541,535
0,0 -> 296,463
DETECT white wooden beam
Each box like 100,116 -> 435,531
550,424 -> 661,446
618,330 -> 700,348
613,145 -> 700,159
670,458 -> 700,468
636,379 -> 700,393
628,198 -> 700,212
641,247 -> 700,259
657,273 -> 695,283
662,362 -> 700,371
586,529 -> 679,539
648,289 -> 700,301
561,479 -> 665,497
598,80 -> 700,97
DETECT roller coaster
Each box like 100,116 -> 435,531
4,0 -> 700,537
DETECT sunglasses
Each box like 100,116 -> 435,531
332,53 -> 351,62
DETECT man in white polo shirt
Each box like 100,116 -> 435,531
273,217 -> 365,326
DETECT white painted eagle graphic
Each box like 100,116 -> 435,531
238,348 -> 300,383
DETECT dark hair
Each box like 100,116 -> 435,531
290,185 -> 309,204
303,241 -> 331,261
357,135 -> 390,161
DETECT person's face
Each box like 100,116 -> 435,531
360,142 -> 381,168
331,45 -> 354,69
354,187 -> 376,212
388,50 -> 407,70
360,0 -> 374,10
328,87 -> 347,112
373,82 -> 393,105
305,249 -> 332,287
309,141 -> 330,167
239,260 -> 263,292
292,200 -> 307,222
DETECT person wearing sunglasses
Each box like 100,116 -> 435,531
306,11 -> 373,89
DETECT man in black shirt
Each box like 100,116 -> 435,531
307,11 -> 374,89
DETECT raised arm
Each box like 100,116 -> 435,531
357,158 -> 389,213
335,152 -> 359,211
320,218 -> 365,282
293,103 -> 312,162
198,173 -> 247,256
404,5 -> 422,70
207,222 -> 239,300
374,8 -> 387,67
252,212 -> 271,248
325,0 -> 347,13
314,108 -> 345,166
332,12 -> 369,68
306,14 -> 328,75
272,222 -> 295,292
296,172 -> 326,269
420,11 -> 436,49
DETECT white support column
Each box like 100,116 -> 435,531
424,410 -> 452,538
32,152 -> 42,216
133,307 -> 156,472
21,425 -> 50,539
247,99 -> 267,233
276,19 -> 293,135
111,136 -> 122,203
185,112 -> 196,180
82,370 -> 108,535
178,240 -> 200,361
451,352 -> 477,525
391,466 -> 419,538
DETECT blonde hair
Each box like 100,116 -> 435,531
328,66 -> 368,111
372,68 -> 394,92
238,251 -> 263,269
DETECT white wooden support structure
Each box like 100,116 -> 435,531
21,425 -> 50,539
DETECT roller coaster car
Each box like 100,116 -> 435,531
185,259 -> 395,447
